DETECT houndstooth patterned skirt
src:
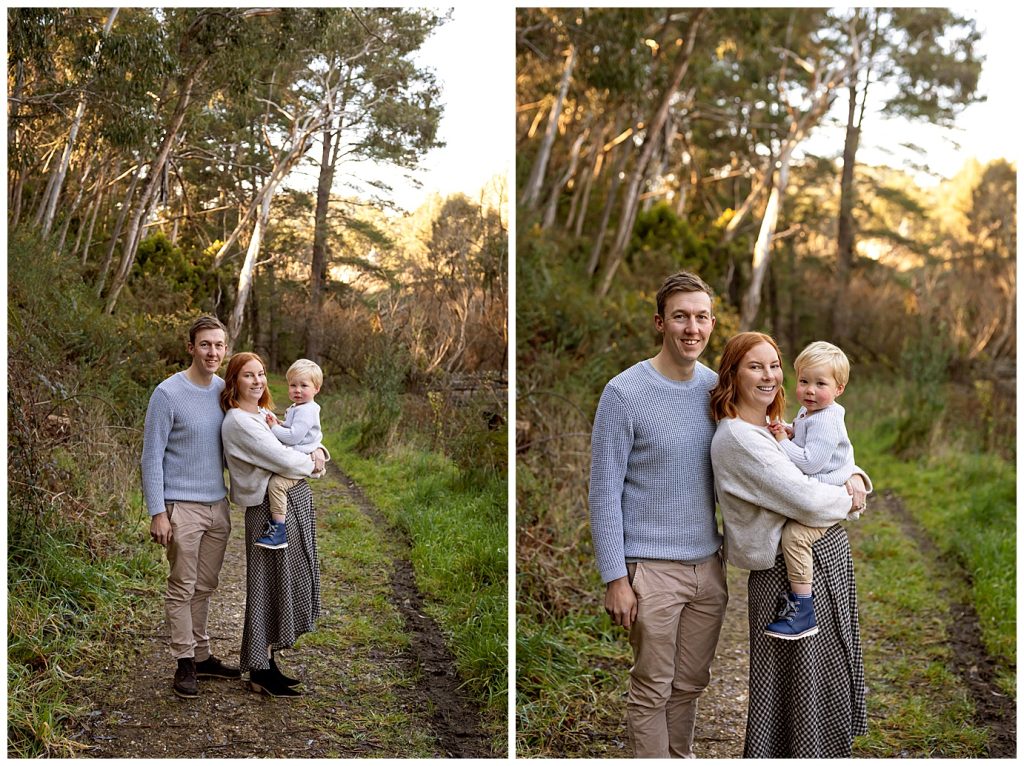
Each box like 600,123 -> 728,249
239,480 -> 321,674
744,524 -> 867,757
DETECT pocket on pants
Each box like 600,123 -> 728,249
628,562 -> 645,597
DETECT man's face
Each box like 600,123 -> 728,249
188,329 -> 226,375
654,290 -> 716,367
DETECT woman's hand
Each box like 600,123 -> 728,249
845,474 -> 868,514
605,576 -> 638,629
311,448 -> 326,475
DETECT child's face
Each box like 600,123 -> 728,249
288,375 -> 320,405
795,364 -> 845,413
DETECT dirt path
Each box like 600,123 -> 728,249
694,566 -> 749,758
74,466 -> 496,758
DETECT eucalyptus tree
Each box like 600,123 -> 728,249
202,8 -> 442,349
36,8 -> 118,238
303,8 -> 444,362
827,7 -> 983,343
596,9 -> 707,298
7,8 -> 88,228
102,7 -> 284,315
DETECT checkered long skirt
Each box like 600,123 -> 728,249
744,524 -> 867,757
239,480 -> 322,673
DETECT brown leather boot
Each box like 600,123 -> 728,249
173,657 -> 198,698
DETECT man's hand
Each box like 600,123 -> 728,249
845,474 -> 868,514
150,512 -> 172,546
605,576 -> 638,629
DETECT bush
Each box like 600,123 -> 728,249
356,333 -> 412,454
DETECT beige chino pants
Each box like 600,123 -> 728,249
268,474 -> 301,520
780,520 -> 830,585
626,555 -> 728,758
164,499 -> 231,661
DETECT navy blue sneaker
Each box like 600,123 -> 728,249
254,520 -> 287,550
765,592 -> 818,639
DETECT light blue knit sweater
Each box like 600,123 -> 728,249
141,371 -> 227,516
588,360 -> 722,583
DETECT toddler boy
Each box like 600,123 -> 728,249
766,341 -> 860,639
256,359 -> 325,549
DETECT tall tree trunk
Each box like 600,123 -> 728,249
541,125 -> 586,229
79,163 -> 111,266
721,159 -> 774,245
832,80 -> 860,343
95,167 -> 142,296
568,122 -> 606,235
597,9 -> 706,297
585,141 -> 629,278
520,43 -> 576,210
39,9 -> 118,237
105,59 -> 207,313
228,188 -> 274,348
740,147 -> 792,329
305,122 -> 341,363
55,157 -> 95,253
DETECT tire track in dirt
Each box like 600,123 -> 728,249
73,466 -> 495,757
877,488 -> 1016,758
328,463 -> 496,758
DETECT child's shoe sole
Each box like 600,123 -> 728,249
764,626 -> 819,640
254,541 -> 288,550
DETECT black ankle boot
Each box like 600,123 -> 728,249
270,653 -> 300,687
248,667 -> 301,697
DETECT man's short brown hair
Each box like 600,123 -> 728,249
189,315 -> 227,345
656,271 -> 715,317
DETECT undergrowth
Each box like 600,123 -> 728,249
7,231 -> 172,756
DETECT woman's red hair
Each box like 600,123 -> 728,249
220,352 -> 275,413
709,332 -> 786,423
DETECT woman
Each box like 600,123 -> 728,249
708,332 -> 869,757
219,352 -> 327,697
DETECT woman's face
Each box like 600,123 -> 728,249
236,358 -> 267,407
735,341 -> 783,414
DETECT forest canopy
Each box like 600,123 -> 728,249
9,6 -> 508,383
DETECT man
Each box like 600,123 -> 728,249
142,315 -> 240,698
589,271 -> 729,757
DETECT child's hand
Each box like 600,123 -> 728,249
768,421 -> 790,442
265,412 -> 279,427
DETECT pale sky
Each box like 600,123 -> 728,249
801,5 -> 1020,181
343,5 -> 512,212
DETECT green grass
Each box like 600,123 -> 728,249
294,475 -> 440,756
7,504 -> 165,757
847,500 -> 989,756
843,378 -> 1016,694
515,610 -> 629,757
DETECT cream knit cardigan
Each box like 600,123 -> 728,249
711,417 -> 870,571
221,407 -> 328,507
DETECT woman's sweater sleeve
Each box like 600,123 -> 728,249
224,412 -> 317,478
729,427 -> 852,526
